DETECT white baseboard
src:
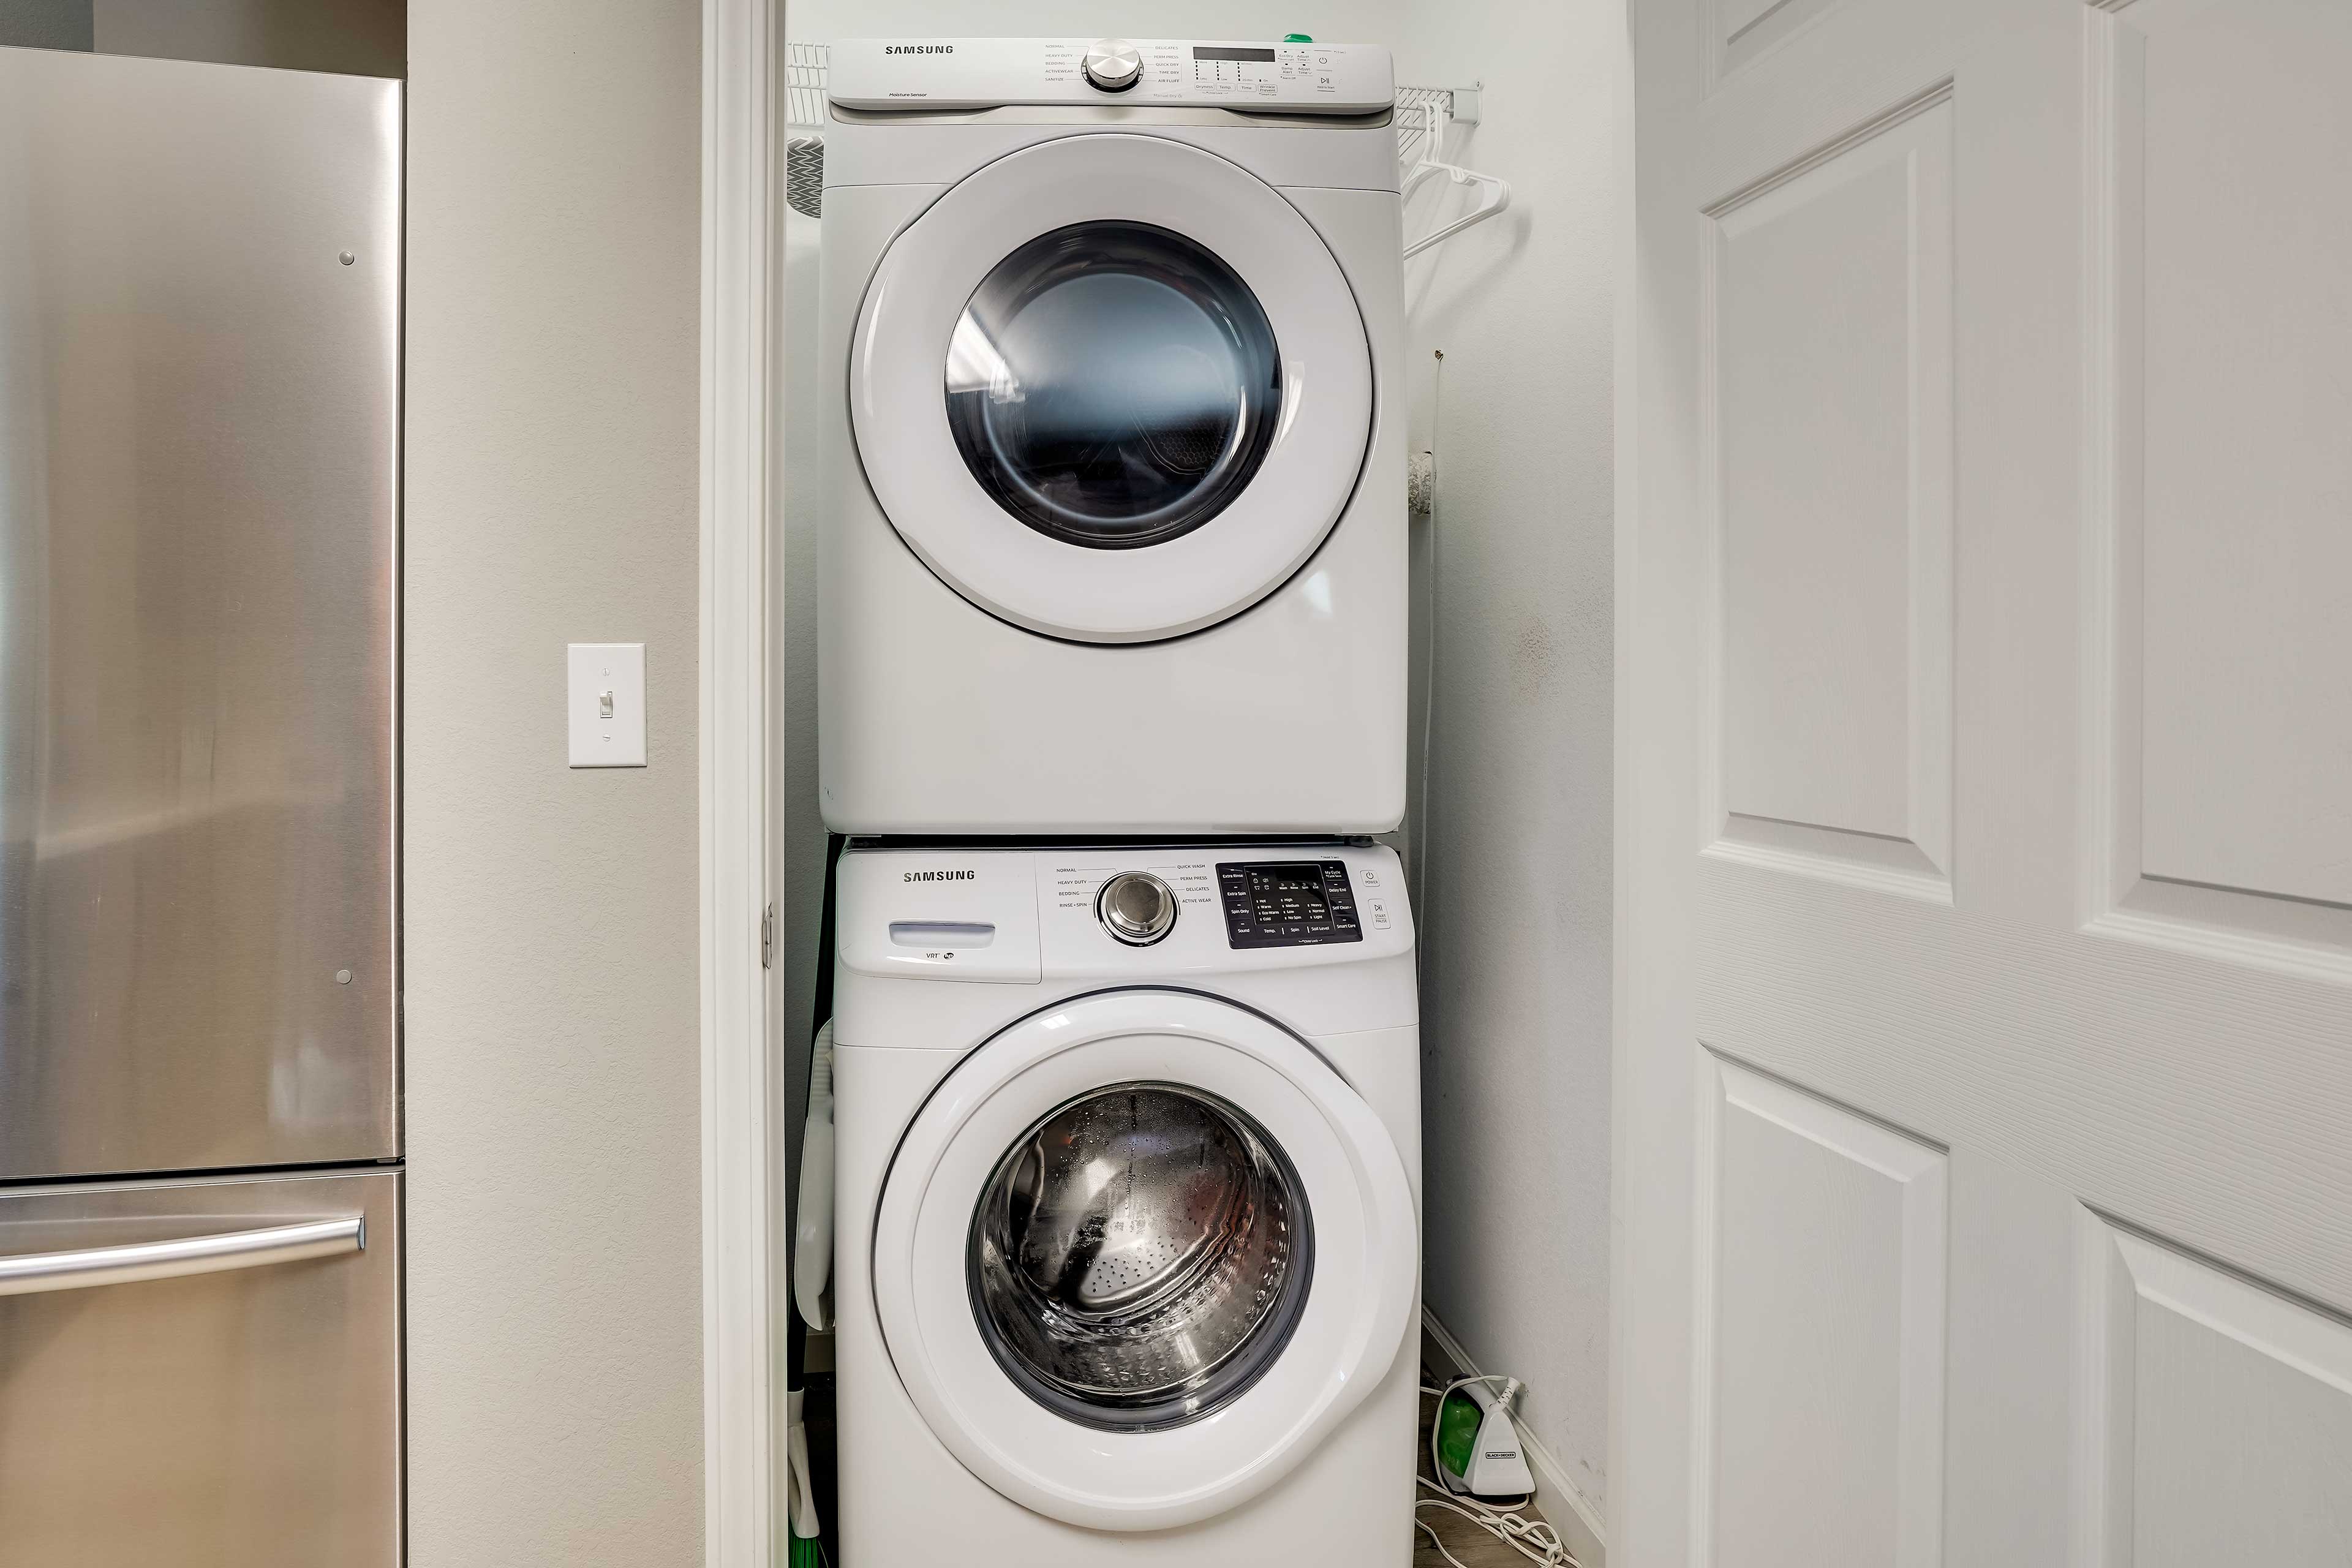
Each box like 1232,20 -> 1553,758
1420,1306 -> 1608,1568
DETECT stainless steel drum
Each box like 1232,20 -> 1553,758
968,1081 -> 1314,1432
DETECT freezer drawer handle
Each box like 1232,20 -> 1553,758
0,1214 -> 364,1298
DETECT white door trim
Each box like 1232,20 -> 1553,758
701,0 -> 778,1561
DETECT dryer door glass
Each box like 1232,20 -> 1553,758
968,1080 -> 1313,1432
945,222 -> 1283,551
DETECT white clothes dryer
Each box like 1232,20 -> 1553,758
818,39 -> 1408,835
831,840 -> 1421,1564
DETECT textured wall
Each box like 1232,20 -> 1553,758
1390,0 -> 1618,1514
404,2 -> 704,1562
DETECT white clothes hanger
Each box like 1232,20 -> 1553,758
1401,96 -> 1512,260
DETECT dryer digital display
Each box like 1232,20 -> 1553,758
1217,861 -> 1363,948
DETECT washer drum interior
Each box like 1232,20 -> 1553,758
967,1080 -> 1315,1433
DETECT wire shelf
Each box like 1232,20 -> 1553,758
1395,85 -> 1463,168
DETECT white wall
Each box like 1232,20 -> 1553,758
778,0 -> 1617,1523
405,3 -> 706,1564
1389,0 -> 1618,1518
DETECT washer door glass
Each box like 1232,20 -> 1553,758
968,1080 -> 1313,1432
946,222 -> 1283,551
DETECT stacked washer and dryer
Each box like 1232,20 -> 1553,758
816,36 -> 1420,1564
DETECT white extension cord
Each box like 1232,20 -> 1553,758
1417,1379 -> 1581,1568
1412,350 -> 1444,927
1415,1481 -> 1581,1568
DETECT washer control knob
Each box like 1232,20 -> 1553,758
1082,39 -> 1144,92
1097,871 -> 1177,945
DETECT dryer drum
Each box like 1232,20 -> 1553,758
967,1080 -> 1315,1433
944,221 -> 1283,551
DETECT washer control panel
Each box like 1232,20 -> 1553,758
1218,860 -> 1368,949
836,845 -> 1411,986
827,37 -> 1395,114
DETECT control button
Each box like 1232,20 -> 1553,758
1097,870 -> 1177,946
1082,39 -> 1143,92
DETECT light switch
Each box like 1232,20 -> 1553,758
568,643 -> 646,767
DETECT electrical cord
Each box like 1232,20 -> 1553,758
1415,1482 -> 1581,1568
1412,349 -> 1445,925
1418,1376 -> 1581,1568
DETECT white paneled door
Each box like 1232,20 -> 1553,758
1618,1 -> 2352,1564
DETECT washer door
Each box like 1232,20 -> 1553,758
872,990 -> 1417,1531
850,135 -> 1376,643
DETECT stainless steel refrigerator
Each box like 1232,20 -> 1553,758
0,44 -> 401,1566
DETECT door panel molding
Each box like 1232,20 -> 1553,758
2073,1212 -> 2352,1567
2076,0 -> 2352,984
1699,85 -> 1955,903
1691,1051 -> 1948,1568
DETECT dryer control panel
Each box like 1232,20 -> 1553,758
827,37 -> 1395,115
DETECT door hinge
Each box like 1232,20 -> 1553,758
761,902 -> 775,970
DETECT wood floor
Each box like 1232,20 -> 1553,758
1412,1362 -> 1561,1568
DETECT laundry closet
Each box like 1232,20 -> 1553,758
775,6 -> 1616,1566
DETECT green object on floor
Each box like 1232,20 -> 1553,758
787,1534 -> 823,1568
1434,1387 -> 1482,1485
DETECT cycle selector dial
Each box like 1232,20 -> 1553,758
1082,39 -> 1144,92
1097,871 -> 1177,946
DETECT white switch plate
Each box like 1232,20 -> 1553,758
568,643 -> 646,767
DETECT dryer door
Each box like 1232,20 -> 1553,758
850,134 -> 1376,643
871,989 -> 1417,1531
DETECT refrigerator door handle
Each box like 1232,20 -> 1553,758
0,1215 -> 364,1297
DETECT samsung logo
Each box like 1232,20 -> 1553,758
885,44 -> 953,54
903,869 -> 976,881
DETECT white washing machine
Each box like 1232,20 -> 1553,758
831,840 -> 1421,1563
818,39 -> 1408,835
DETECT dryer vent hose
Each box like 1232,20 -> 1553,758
786,135 -> 825,219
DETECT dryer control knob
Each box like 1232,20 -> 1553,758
1082,39 -> 1144,92
1097,871 -> 1177,945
